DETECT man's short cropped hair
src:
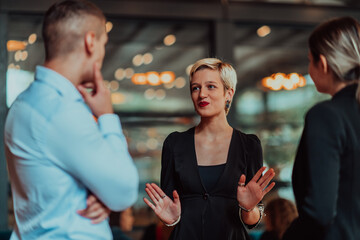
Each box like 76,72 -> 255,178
42,0 -> 105,60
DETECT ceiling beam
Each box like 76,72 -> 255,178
1,0 -> 359,25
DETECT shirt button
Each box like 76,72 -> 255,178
203,193 -> 209,200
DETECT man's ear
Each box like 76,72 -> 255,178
319,54 -> 328,74
84,31 -> 96,55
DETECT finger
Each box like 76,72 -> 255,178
77,204 -> 91,217
85,202 -> 101,215
145,186 -> 159,204
147,183 -> 162,201
81,82 -> 95,89
78,85 -> 91,100
262,182 -> 276,195
143,197 -> 156,211
92,212 -> 109,224
173,190 -> 180,205
151,183 -> 167,199
250,166 -> 266,183
93,63 -> 104,92
77,209 -> 86,215
81,203 -> 102,218
86,207 -> 104,219
259,169 -> 275,188
86,195 -> 97,206
257,168 -> 274,186
238,174 -> 246,186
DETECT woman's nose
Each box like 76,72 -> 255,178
199,88 -> 207,98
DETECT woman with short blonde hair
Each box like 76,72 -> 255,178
144,58 -> 275,240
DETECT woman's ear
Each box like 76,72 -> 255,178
84,31 -> 96,55
319,54 -> 328,74
226,88 -> 234,102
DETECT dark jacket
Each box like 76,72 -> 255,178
283,84 -> 360,240
161,127 -> 263,240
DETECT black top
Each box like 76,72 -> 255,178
259,231 -> 279,240
283,84 -> 360,240
198,164 -> 226,192
161,127 -> 263,240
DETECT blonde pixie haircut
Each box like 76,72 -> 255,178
189,58 -> 237,114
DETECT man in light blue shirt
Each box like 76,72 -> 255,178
4,1 -> 139,239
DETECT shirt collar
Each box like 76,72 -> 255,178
35,65 -> 83,101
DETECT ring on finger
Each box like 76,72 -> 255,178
238,183 -> 245,187
161,195 -> 166,199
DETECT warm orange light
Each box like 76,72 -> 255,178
125,68 -> 134,79
143,53 -> 153,64
175,77 -> 186,88
132,73 -> 147,85
160,71 -> 175,84
164,34 -> 176,46
28,34 -> 37,44
147,72 -> 161,86
262,77 -> 272,88
115,68 -> 125,80
298,76 -> 306,87
106,21 -> 113,33
133,54 -> 143,66
111,92 -> 126,104
283,78 -> 295,90
7,40 -> 26,52
261,72 -> 306,91
155,89 -> 166,100
257,25 -> 271,37
109,80 -> 119,91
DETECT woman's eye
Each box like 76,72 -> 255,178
192,86 -> 200,91
208,85 -> 215,89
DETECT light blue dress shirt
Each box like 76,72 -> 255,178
5,66 -> 139,240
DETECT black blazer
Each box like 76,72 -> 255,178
283,84 -> 360,240
160,127 -> 263,240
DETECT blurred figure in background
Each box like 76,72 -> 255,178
283,17 -> 360,240
110,208 -> 135,240
259,198 -> 297,240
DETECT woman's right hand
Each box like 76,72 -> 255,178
143,183 -> 181,225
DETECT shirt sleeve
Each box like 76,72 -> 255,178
160,133 -> 176,199
44,102 -> 139,211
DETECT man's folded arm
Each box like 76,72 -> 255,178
45,105 -> 139,211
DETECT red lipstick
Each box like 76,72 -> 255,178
199,101 -> 209,107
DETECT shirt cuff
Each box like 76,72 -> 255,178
97,114 -> 122,135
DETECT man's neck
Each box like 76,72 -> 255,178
44,56 -> 84,87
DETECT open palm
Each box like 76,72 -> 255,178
237,167 -> 275,210
143,183 -> 181,225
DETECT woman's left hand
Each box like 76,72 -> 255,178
77,194 -> 111,224
237,167 -> 275,210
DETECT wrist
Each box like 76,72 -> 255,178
164,215 -> 181,227
238,203 -> 256,212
